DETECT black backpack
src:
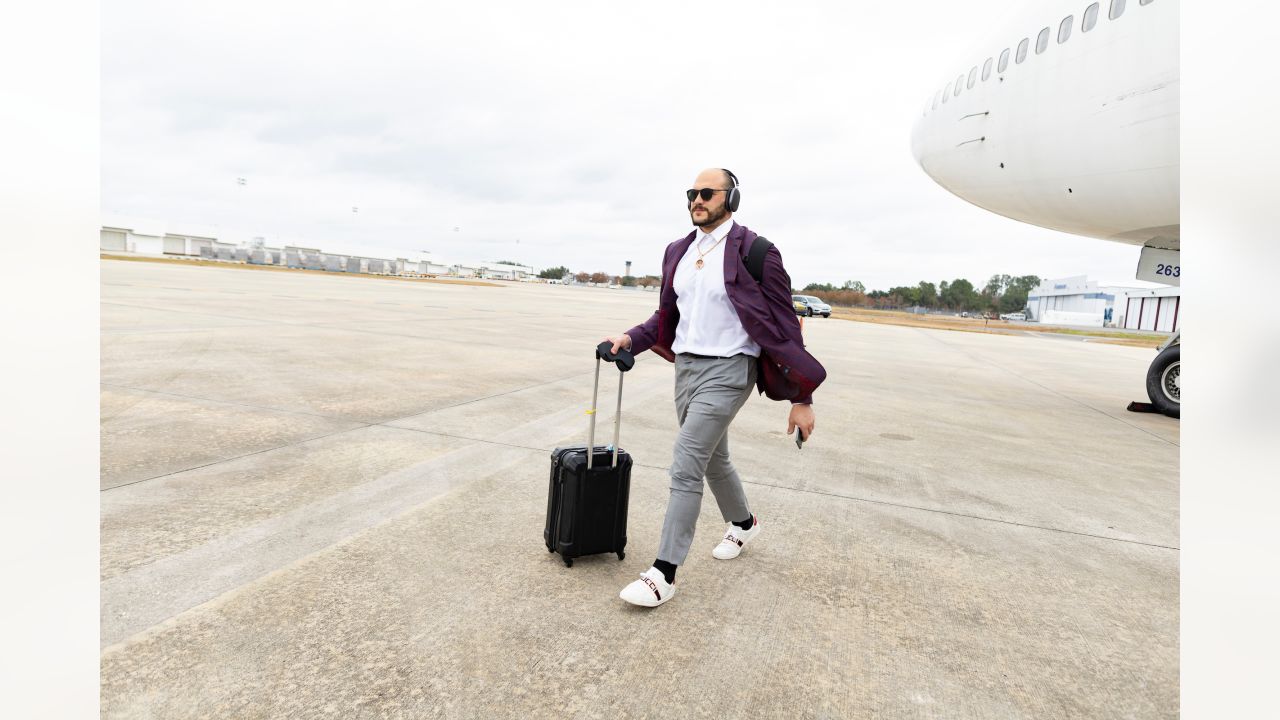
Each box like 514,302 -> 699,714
740,235 -> 809,401
745,235 -> 772,284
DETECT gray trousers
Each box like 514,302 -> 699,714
656,354 -> 757,565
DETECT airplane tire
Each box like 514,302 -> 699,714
1145,344 -> 1180,419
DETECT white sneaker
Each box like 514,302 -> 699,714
712,515 -> 761,560
619,567 -> 676,607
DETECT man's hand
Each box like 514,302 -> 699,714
603,334 -> 632,354
787,403 -> 816,441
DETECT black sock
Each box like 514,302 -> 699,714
653,559 -> 677,584
733,514 -> 754,531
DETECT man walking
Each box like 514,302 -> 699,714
605,168 -> 826,608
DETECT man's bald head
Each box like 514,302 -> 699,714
688,168 -> 737,229
695,168 -> 735,190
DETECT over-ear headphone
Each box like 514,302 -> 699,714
722,168 -> 741,212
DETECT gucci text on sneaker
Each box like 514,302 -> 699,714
712,516 -> 761,560
619,567 -> 676,607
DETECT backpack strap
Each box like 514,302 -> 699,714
745,236 -> 772,284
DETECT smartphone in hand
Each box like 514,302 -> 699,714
795,428 -> 805,449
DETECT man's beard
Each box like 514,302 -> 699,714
690,204 -> 728,228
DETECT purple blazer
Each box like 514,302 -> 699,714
626,222 -> 826,404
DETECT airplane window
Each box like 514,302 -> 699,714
1059,16 -> 1073,43
943,82 -> 951,102
1016,38 -> 1029,64
954,74 -> 964,95
967,66 -> 977,89
933,90 -> 940,110
982,57 -> 993,81
1084,3 -> 1100,31
1036,27 -> 1050,54
1110,0 -> 1126,19
998,48 -> 1011,72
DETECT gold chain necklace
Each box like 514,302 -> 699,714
694,234 -> 725,270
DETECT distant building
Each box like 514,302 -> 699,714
205,240 -> 237,260
100,224 -> 164,255
283,245 -> 321,270
472,262 -> 533,281
101,218 -> 534,282
1026,275 -> 1179,332
101,217 -> 220,256
1114,285 -> 1181,333
162,232 -> 218,256
100,226 -> 129,252
482,265 -> 515,281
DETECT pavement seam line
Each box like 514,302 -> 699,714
100,382 -> 364,423
101,324 -> 273,337
100,374 -> 672,649
100,425 -> 367,492
109,371 -> 1171,557
101,301 -> 288,327
915,328 -> 1179,447
102,317 -> 1172,551
741,480 -> 1180,551
99,468 -> 480,658
364,427 -> 1181,552
100,369 -> 604,491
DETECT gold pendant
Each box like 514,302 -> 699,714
695,258 -> 704,270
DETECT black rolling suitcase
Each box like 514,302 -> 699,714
544,343 -> 635,567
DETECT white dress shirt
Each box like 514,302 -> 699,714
671,220 -> 761,358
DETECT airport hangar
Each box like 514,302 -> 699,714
1026,275 -> 1180,333
100,219 -> 536,281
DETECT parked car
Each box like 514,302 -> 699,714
1000,312 -> 1027,321
791,295 -> 831,318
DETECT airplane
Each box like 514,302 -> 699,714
910,0 -> 1180,418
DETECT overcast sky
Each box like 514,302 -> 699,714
103,0 -> 1154,290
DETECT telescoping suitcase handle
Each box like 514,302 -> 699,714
588,342 -> 634,470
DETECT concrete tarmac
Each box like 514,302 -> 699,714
100,259 -> 1179,719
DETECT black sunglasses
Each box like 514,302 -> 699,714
686,188 -> 730,202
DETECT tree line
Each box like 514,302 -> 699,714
800,275 -> 1041,314
534,265 -> 1039,313
537,266 -> 661,287
570,272 -> 661,288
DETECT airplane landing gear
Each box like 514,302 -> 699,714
1145,340 -> 1180,419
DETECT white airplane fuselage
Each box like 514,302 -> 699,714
911,0 -> 1179,252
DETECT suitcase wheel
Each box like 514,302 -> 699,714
548,547 -> 554,553
616,551 -> 625,561
563,557 -> 573,568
